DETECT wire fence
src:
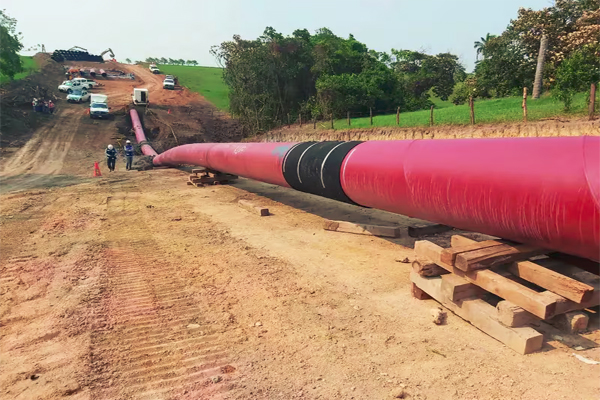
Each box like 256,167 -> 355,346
280,83 -> 597,130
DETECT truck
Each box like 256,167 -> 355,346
72,77 -> 97,89
90,94 -> 110,119
132,88 -> 149,105
149,63 -> 160,74
163,78 -> 175,90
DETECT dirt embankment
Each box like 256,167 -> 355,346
251,118 -> 600,142
0,54 -> 66,148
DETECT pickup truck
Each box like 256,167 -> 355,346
163,78 -> 175,90
90,102 -> 110,119
67,89 -> 91,103
149,64 -> 160,74
72,78 -> 97,89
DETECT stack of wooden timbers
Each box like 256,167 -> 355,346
187,168 -> 238,187
412,235 -> 600,354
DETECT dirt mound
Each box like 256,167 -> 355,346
253,118 -> 600,142
0,53 -> 65,147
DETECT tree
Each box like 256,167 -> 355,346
553,44 -> 600,109
125,58 -> 132,64
159,57 -> 167,64
532,35 -> 548,99
474,33 -> 497,61
0,10 -> 23,80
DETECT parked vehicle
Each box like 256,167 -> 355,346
132,88 -> 149,105
67,89 -> 90,103
163,79 -> 175,90
58,80 -> 87,93
90,94 -> 110,119
72,77 -> 98,89
149,63 -> 160,74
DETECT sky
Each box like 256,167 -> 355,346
5,0 -> 554,72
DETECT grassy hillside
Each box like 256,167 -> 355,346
330,93 -> 589,129
158,65 -> 229,111
0,56 -> 39,85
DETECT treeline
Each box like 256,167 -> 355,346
211,27 -> 464,132
0,10 -> 24,80
136,57 -> 199,66
454,0 -> 599,108
213,0 -> 598,133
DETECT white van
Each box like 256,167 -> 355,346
132,88 -> 149,105
90,94 -> 109,119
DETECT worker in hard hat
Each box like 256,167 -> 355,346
124,140 -> 134,170
105,144 -> 117,172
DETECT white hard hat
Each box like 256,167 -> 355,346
126,140 -> 131,144
108,144 -> 114,149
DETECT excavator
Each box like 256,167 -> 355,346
100,48 -> 116,61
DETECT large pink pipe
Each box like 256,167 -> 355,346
129,109 -> 157,156
152,135 -> 599,261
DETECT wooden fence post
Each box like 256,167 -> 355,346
522,88 -> 528,122
469,96 -> 475,125
313,118 -> 316,130
347,111 -> 351,126
590,83 -> 597,121
396,106 -> 400,125
370,107 -> 373,126
331,113 -> 334,129
430,106 -> 434,126
299,113 -> 302,127
287,113 -> 290,127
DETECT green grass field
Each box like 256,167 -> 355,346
331,92 -> 589,129
0,55 -> 39,85
158,65 -> 229,111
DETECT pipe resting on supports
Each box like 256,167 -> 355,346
132,110 -> 600,261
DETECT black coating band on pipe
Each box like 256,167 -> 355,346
282,141 -> 363,204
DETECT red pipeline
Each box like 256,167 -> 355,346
151,134 -> 599,261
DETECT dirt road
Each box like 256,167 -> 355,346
1,62 -> 599,400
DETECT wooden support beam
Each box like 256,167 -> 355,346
454,244 -> 547,271
411,282 -> 432,300
497,300 -> 537,327
412,257 -> 448,277
414,240 -> 559,319
407,223 -> 452,238
323,220 -> 401,238
191,168 -> 206,174
441,274 -> 484,302
410,272 -> 543,354
238,200 -> 269,216
452,235 -> 597,304
441,240 -> 504,264
548,311 -> 590,334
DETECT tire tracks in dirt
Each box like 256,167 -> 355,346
88,191 -> 236,399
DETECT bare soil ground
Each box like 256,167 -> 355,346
1,60 -> 599,400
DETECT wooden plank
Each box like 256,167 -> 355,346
412,257 -> 448,277
508,260 -> 594,303
414,240 -> 558,319
441,274 -> 484,302
452,235 -> 596,304
411,282 -> 432,300
191,168 -> 206,174
441,240 -> 505,265
410,272 -> 543,354
497,301 -> 538,327
323,220 -> 401,238
408,223 -> 452,238
548,311 -> 590,334
455,244 -> 547,272
238,200 -> 269,216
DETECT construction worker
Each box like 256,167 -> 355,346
48,100 -> 55,115
32,98 -> 38,112
105,144 -> 117,172
124,140 -> 134,170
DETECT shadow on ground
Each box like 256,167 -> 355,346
0,174 -> 93,194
